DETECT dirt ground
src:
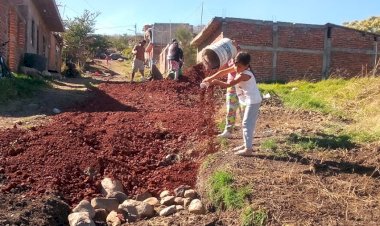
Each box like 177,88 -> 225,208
197,97 -> 380,226
1,60 -> 379,225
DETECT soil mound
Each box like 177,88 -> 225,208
0,64 -> 217,205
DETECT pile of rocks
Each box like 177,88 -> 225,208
68,178 -> 206,226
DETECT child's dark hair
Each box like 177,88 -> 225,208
234,52 -> 251,66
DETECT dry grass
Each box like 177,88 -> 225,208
198,96 -> 380,225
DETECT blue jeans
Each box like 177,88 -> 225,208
242,103 -> 260,149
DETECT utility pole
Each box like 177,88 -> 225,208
134,24 -> 137,43
201,1 -> 204,26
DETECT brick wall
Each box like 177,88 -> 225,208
278,25 -> 325,50
244,50 -> 272,82
196,18 -> 379,82
331,26 -> 375,50
0,0 -> 9,63
8,6 -> 18,71
277,52 -> 323,81
224,20 -> 273,47
329,26 -> 378,77
330,52 -> 374,77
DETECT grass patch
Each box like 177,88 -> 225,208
259,76 -> 380,143
287,133 -> 355,151
240,206 -> 268,226
260,139 -> 278,151
208,171 -> 251,210
217,137 -> 229,150
216,119 -> 226,132
0,74 -> 49,104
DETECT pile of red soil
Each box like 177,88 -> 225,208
0,64 -> 216,205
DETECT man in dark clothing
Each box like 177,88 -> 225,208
167,39 -> 183,81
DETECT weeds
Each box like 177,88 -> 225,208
208,171 -> 251,210
0,74 -> 49,104
260,139 -> 278,151
287,133 -> 355,151
240,206 -> 268,226
259,76 -> 380,143
217,137 -> 229,150
217,119 -> 226,132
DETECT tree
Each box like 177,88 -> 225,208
175,27 -> 197,68
88,34 -> 111,58
63,10 -> 100,69
343,16 -> 380,34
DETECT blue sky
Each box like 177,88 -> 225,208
58,0 -> 380,35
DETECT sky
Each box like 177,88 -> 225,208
57,0 -> 380,35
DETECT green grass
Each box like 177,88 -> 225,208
208,171 -> 251,210
260,139 -> 278,151
259,76 -> 380,143
240,206 -> 268,226
217,137 -> 229,150
217,119 -> 226,132
287,133 -> 356,152
0,74 -> 49,104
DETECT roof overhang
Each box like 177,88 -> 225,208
32,0 -> 64,32
191,17 -> 223,47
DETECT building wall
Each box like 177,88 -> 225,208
26,0 -> 50,58
0,0 -> 10,64
0,0 -> 63,72
48,33 -> 62,72
1,1 -> 27,72
196,18 -> 379,82
329,26 -> 378,77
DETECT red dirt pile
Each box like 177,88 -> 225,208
0,64 -> 217,205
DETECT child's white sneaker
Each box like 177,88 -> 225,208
217,130 -> 232,138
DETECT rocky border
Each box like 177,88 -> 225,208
68,178 -> 206,226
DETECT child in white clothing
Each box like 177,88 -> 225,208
202,52 -> 262,156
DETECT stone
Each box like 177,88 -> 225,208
174,185 -> 191,197
188,199 -> 206,215
101,178 -> 124,196
135,191 -> 152,201
184,189 -> 198,199
68,212 -> 95,226
175,205 -> 184,211
159,190 -> 170,198
91,198 -> 119,212
154,205 -> 166,213
72,200 -> 95,218
183,198 -> 191,208
160,196 -> 175,206
159,205 -> 177,217
143,197 -> 159,206
118,199 -> 155,219
106,211 -> 122,226
52,108 -> 61,114
20,66 -> 41,78
174,197 -> 184,205
93,209 -> 107,222
106,191 -> 128,204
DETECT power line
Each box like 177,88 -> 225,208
83,0 -> 96,11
